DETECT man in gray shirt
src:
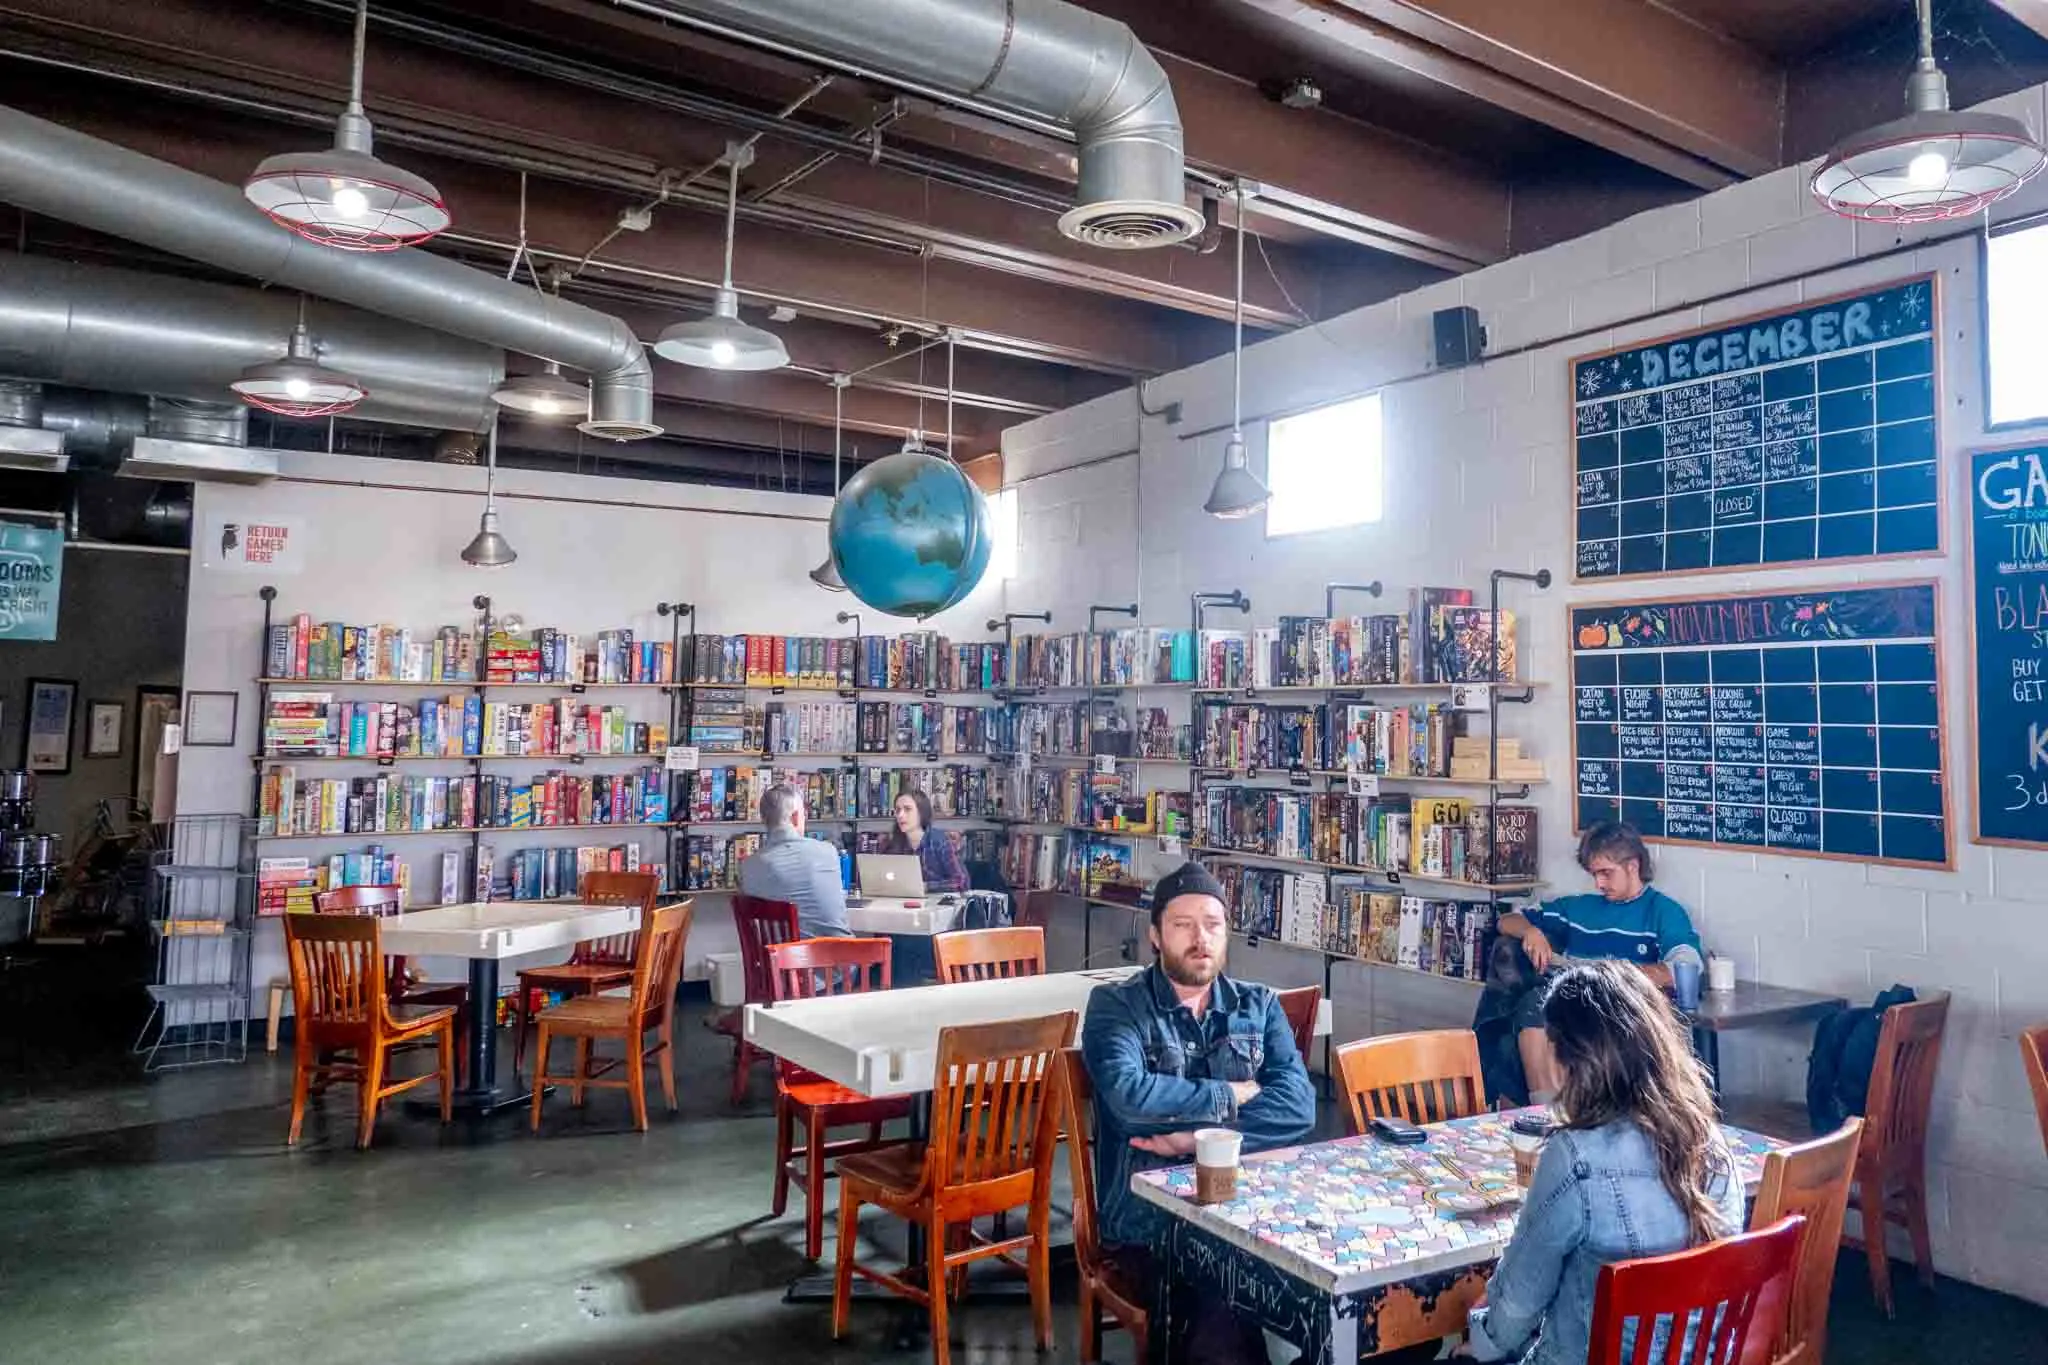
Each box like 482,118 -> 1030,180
738,782 -> 850,939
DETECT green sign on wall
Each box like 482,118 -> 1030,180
0,519 -> 63,641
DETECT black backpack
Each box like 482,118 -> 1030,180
1807,984 -> 1917,1133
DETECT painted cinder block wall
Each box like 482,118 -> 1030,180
999,86 -> 2048,1304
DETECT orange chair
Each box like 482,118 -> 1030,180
1847,992 -> 1949,1317
284,912 -> 455,1149
313,884 -> 468,1014
1749,1119 -> 1863,1365
1274,984 -> 1321,1061
932,925 -> 1046,983
1334,1029 -> 1486,1133
832,1011 -> 1077,1365
712,895 -> 801,1104
1058,1048 -> 1148,1364
530,900 -> 693,1132
766,937 -> 915,1261
512,870 -> 659,1074
2021,1024 -> 2048,1158
1587,1216 -> 1803,1365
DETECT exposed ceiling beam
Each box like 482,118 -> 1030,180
1988,0 -> 2048,42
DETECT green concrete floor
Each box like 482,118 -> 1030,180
1,947 -> 2044,1365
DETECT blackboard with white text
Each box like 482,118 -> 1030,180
1968,445 -> 2048,848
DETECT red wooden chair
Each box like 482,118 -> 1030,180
512,870 -> 659,1074
1058,1048 -> 1147,1363
766,937 -> 914,1260
2023,1024 -> 2048,1159
710,895 -> 801,1105
1274,984 -> 1321,1061
1587,1216 -> 1804,1365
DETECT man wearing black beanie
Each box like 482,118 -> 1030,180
1080,861 -> 1316,1364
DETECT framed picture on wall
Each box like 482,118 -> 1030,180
134,686 -> 181,821
85,700 -> 124,758
183,691 -> 238,748
22,678 -> 77,775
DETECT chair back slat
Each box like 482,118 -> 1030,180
1864,993 -> 1949,1163
2022,1024 -> 2048,1159
313,884 -> 403,917
1749,1119 -> 1861,1365
628,900 -> 694,1029
1057,1049 -> 1104,1276
1274,985 -> 1320,1059
573,869 -> 659,965
928,1011 -> 1075,1189
932,926 -> 1045,984
1588,1216 -> 1804,1365
286,913 -> 386,1028
767,936 -> 894,1001
732,895 -> 803,1004
1334,1029 -> 1486,1132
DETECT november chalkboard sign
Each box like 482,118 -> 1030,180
1572,275 -> 1940,582
1571,581 -> 1949,869
1968,444 -> 2048,848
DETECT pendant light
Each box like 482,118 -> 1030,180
491,360 -> 589,419
243,0 -> 449,250
1205,184 -> 1270,519
231,298 -> 367,417
810,375 -> 849,591
654,143 -> 789,371
1811,0 -> 2045,223
461,417 -> 517,568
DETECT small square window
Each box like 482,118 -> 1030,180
1264,393 -> 1385,538
1987,220 -> 2048,428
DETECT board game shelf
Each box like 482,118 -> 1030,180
257,751 -> 669,765
259,820 -> 681,844
1190,844 -> 1542,896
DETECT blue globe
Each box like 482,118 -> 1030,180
829,448 -> 992,618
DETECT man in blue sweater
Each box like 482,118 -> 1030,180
1082,862 -> 1316,1364
1493,821 -> 1703,1099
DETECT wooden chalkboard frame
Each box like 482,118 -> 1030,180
1567,272 -> 1945,585
1964,438 -> 2048,850
1566,578 -> 1954,871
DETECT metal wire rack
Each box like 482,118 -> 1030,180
132,813 -> 256,1071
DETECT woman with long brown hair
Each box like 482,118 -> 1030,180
1461,960 -> 1741,1365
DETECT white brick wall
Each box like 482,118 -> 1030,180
1002,84 -> 2048,1306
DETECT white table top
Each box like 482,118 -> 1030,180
745,966 -> 1334,1099
845,896 -> 963,937
378,901 -> 642,961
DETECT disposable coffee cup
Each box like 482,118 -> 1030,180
1507,1112 -> 1554,1189
1672,958 -> 1704,1011
1193,1127 -> 1243,1205
1707,954 -> 1736,993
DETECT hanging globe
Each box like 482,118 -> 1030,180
828,444 -> 992,619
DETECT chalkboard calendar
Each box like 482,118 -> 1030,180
1572,276 -> 1940,581
1571,582 -> 1949,868
1967,444 -> 2048,848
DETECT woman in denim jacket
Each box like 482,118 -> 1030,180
1463,961 -> 1743,1365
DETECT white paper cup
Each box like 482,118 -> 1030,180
1193,1127 -> 1243,1204
1707,955 -> 1737,993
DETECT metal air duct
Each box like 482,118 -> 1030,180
623,0 -> 1203,249
0,104 -> 660,440
0,255 -> 498,432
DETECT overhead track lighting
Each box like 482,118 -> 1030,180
1204,184 -> 1270,520
230,302 -> 367,417
491,360 -> 589,419
1810,0 -> 2045,223
242,0 -> 450,250
810,374 -> 849,592
461,418 -> 517,568
654,143 -> 789,371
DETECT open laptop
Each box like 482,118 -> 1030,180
855,853 -> 926,900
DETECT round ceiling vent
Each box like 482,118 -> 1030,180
1057,199 -> 1206,250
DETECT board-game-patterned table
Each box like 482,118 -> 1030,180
1131,1110 -> 1784,1365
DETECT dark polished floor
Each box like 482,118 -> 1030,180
1,945 -> 2044,1365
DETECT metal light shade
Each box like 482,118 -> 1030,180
230,323 -> 367,417
809,555 -> 847,591
245,145 -> 451,251
654,289 -> 789,370
461,506 -> 517,567
1203,434 -> 1269,519
491,361 -> 589,418
1812,107 -> 2046,223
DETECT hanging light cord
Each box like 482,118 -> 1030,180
946,334 -> 956,451
832,379 -> 844,493
484,414 -> 499,512
1232,181 -> 1246,442
720,156 -> 740,292
1916,0 -> 1935,67
346,0 -> 369,117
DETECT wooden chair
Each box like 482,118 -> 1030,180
832,1010 -> 1077,1365
767,937 -> 915,1261
1847,991 -> 1949,1317
711,895 -> 801,1104
932,925 -> 1046,984
1587,1216 -> 1804,1365
1747,1118 -> 1861,1365
1057,1048 -> 1148,1364
2021,1024 -> 2048,1159
1274,984 -> 1321,1060
512,870 -> 659,1074
1334,1028 -> 1486,1133
284,912 -> 455,1150
530,900 -> 693,1133
313,884 -> 468,1015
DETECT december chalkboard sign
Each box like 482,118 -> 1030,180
1572,275 -> 1940,582
1572,581 -> 1949,868
1968,444 -> 2048,848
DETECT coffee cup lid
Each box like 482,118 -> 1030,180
1510,1112 -> 1557,1137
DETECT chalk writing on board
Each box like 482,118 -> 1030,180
1967,446 -> 2048,847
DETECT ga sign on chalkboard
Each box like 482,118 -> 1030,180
1967,444 -> 2048,848
1572,276 -> 1940,582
